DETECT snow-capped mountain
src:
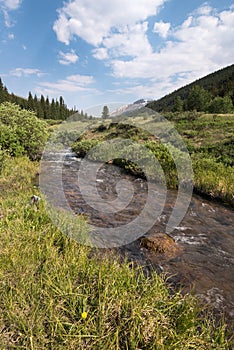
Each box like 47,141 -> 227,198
110,99 -> 152,117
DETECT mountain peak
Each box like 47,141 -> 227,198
110,99 -> 151,117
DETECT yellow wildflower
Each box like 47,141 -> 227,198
81,311 -> 87,319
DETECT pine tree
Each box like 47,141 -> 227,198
0,77 -> 75,120
187,85 -> 211,112
45,96 -> 52,119
102,105 -> 110,119
0,78 -> 4,103
208,95 -> 233,113
28,92 -> 34,111
40,95 -> 46,118
51,98 -> 56,119
55,100 -> 60,119
173,96 -> 183,112
59,96 -> 66,119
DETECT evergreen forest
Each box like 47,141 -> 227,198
0,78 -> 90,121
147,64 -> 234,113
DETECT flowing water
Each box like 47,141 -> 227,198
40,150 -> 234,330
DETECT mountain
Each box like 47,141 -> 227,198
110,99 -> 152,117
147,64 -> 234,112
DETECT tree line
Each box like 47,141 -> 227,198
0,78 -> 90,120
148,64 -> 234,113
172,85 -> 233,113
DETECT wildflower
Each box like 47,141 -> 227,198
81,311 -> 87,319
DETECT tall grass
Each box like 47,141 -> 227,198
0,157 -> 231,349
192,154 -> 234,205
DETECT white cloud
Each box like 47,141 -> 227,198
193,4 -> 213,16
92,47 -> 109,60
8,32 -> 14,39
58,49 -> 79,65
53,2 -> 234,103
153,20 -> 170,38
36,74 -> 96,96
1,0 -> 21,10
9,68 -> 45,77
1,0 -> 22,27
102,22 -> 152,58
53,0 -> 167,46
108,74 -> 199,101
2,8 -> 11,26
110,7 -> 234,83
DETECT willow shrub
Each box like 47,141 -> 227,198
0,102 -> 48,159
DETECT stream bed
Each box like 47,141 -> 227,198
40,150 -> 234,331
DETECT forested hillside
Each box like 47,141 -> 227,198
147,64 -> 234,113
0,78 -> 87,120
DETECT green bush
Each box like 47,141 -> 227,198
0,102 -> 48,159
72,139 -> 100,157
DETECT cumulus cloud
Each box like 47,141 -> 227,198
92,47 -> 109,60
153,20 -> 170,38
193,4 -> 213,16
111,6 -> 234,84
53,0 -> 167,46
10,68 -> 45,77
58,49 -> 79,65
102,22 -> 152,58
52,2 -> 234,101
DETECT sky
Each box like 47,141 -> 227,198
0,0 -> 233,112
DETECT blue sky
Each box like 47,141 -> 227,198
0,0 -> 233,111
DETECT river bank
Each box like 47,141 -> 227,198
0,156 -> 232,349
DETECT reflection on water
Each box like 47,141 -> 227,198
40,150 -> 234,329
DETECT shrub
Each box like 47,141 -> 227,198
72,139 -> 100,157
0,102 -> 48,159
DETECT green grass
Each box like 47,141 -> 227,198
170,112 -> 234,205
71,113 -> 234,206
72,122 -> 188,189
0,156 -> 232,349
174,113 -> 234,167
191,154 -> 234,204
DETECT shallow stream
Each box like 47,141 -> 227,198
40,150 -> 234,330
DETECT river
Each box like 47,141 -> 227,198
40,150 -> 234,331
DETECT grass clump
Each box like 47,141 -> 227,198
0,156 -> 231,349
192,154 -> 234,204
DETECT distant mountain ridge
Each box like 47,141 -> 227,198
110,99 -> 151,117
147,64 -> 234,112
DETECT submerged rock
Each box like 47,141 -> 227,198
139,232 -> 181,256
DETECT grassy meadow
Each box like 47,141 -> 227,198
0,103 -> 234,348
0,156 -> 232,349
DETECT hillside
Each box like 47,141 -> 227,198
147,64 -> 234,112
